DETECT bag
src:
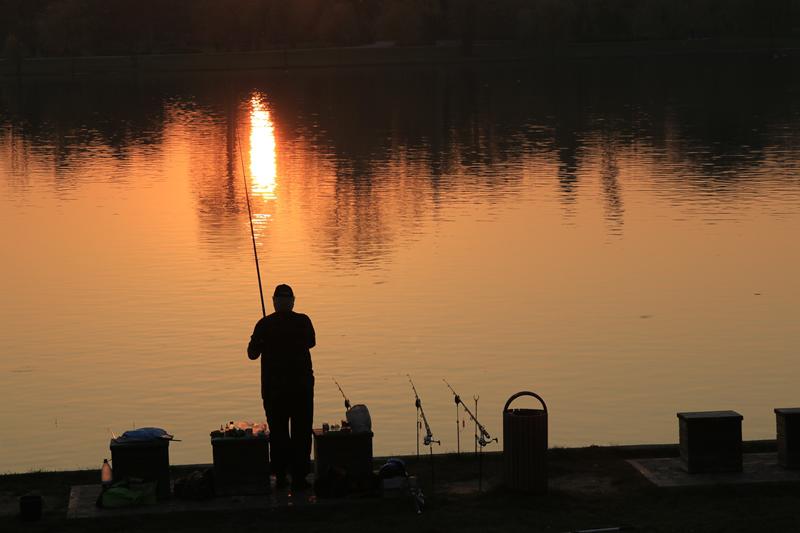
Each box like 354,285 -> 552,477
378,458 -> 407,479
174,470 -> 214,500
116,427 -> 173,442
96,479 -> 157,508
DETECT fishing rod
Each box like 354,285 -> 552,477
408,376 -> 439,448
408,375 -> 439,496
443,380 -> 497,448
333,378 -> 351,410
235,123 -> 266,317
453,387 -> 461,456
473,395 -> 479,456
444,379 -> 496,492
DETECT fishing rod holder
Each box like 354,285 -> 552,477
443,380 -> 497,493
444,379 -> 497,447
408,375 -> 439,496
408,375 -> 439,450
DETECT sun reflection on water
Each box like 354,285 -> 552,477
249,94 -> 277,199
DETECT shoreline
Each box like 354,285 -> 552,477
2,440 -> 795,532
2,38 -> 799,79
0,439 -> 779,478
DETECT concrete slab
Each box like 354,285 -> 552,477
628,453 -> 800,488
67,482 -> 328,520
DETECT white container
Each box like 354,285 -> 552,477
346,404 -> 372,433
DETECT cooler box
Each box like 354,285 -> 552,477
211,435 -> 270,495
313,429 -> 373,483
110,437 -> 171,499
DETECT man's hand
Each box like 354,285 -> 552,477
247,337 -> 262,360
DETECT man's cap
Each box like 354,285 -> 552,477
273,284 -> 294,298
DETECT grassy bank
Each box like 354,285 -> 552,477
1,38 -> 799,78
2,441 -> 797,533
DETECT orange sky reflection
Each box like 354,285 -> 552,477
249,94 -> 277,200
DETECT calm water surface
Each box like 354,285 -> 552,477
2,59 -> 800,473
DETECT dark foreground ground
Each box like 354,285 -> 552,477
2,442 -> 798,533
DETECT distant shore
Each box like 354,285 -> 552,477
2,38 -> 799,79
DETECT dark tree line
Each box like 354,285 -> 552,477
2,0 -> 799,58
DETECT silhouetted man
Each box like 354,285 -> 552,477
248,284 -> 316,490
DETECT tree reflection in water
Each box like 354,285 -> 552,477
2,57 -> 800,263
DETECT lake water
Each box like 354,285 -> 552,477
2,57 -> 800,473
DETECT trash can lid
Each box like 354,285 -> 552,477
503,391 -> 547,413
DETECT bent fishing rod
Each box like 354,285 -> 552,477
235,123 -> 266,317
443,379 -> 497,448
333,378 -> 351,410
408,375 -> 439,447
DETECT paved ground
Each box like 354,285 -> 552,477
629,453 -> 800,488
5,443 -> 800,532
67,482 -> 350,519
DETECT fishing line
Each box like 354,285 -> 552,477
235,119 -> 266,317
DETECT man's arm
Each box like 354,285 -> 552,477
247,320 -> 265,360
247,336 -> 261,360
305,315 -> 316,349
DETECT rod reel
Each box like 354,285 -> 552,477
443,379 -> 497,448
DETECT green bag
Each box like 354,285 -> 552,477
97,479 -> 158,508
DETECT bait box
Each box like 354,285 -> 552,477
211,435 -> 270,495
313,429 -> 373,484
109,438 -> 171,499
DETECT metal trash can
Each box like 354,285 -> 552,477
503,391 -> 548,492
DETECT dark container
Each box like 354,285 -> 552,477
677,410 -> 743,473
775,407 -> 800,469
110,437 -> 171,499
503,391 -> 548,493
313,429 -> 374,490
211,436 -> 270,495
19,493 -> 42,521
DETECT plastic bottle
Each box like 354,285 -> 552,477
101,459 -> 113,487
